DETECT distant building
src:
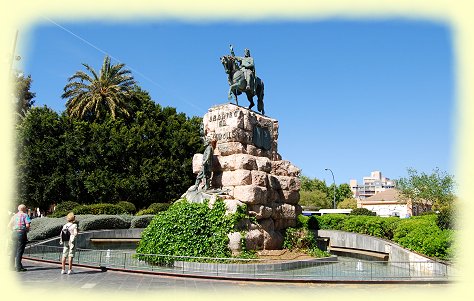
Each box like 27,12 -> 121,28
357,188 -> 432,217
350,171 -> 395,199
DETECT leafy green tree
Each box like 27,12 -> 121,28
13,72 -> 36,119
336,183 -> 353,202
300,175 -> 328,193
397,167 -> 455,210
62,56 -> 136,121
337,198 -> 358,209
16,106 -> 68,211
17,84 -> 203,211
299,190 -> 331,210
300,175 -> 353,208
61,102 -> 202,208
350,208 -> 376,216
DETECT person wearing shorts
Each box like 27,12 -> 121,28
60,212 -> 78,275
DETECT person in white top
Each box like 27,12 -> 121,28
59,212 -> 78,274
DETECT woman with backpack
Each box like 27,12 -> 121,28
59,212 -> 78,275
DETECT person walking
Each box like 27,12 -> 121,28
60,212 -> 78,275
8,204 -> 31,272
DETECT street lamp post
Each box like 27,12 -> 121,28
325,168 -> 336,209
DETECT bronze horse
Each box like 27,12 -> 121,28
220,55 -> 265,115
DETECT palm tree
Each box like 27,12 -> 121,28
62,56 -> 136,121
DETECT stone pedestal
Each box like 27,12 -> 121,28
190,103 -> 302,252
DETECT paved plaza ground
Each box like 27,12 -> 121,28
12,259 -> 450,295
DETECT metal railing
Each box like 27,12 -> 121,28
24,244 -> 454,282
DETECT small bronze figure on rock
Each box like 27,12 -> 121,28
192,136 -> 217,191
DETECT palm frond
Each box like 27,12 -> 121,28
63,55 -> 136,121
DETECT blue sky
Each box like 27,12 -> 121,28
17,18 -> 455,185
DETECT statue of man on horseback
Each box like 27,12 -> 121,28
231,46 -> 256,94
221,45 -> 265,115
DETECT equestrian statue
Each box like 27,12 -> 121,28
220,45 -> 265,115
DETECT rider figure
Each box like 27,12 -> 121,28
231,46 -> 256,94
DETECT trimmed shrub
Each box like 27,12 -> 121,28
28,217 -> 64,242
130,215 -> 155,228
48,201 -> 81,217
297,214 -> 318,230
315,214 -> 347,230
48,210 -> 70,218
393,215 -> 436,242
350,208 -> 376,216
307,215 -> 319,230
135,208 -> 155,216
392,215 -> 453,259
313,213 -> 454,260
148,202 -> 171,212
73,203 -> 127,215
78,215 -> 130,231
117,214 -> 134,224
297,215 -> 309,228
27,214 -> 96,241
341,216 -> 399,239
54,201 -> 80,213
116,201 -> 137,214
136,203 -> 170,216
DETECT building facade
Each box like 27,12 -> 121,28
357,188 -> 432,217
350,170 -> 395,199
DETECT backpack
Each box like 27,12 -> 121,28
61,224 -> 71,242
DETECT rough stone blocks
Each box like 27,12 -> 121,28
193,104 -> 302,251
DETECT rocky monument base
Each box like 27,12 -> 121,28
184,103 -> 301,254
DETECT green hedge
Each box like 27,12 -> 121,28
73,203 -> 128,215
49,210 -> 70,218
316,214 -> 348,230
350,208 -> 376,216
28,217 -> 65,242
130,215 -> 154,228
116,201 -> 137,214
117,214 -> 134,224
136,203 -> 170,216
79,215 -> 130,231
49,201 -> 81,218
311,213 -> 454,260
27,214 -> 130,241
297,215 -> 318,230
391,215 -> 455,260
55,201 -> 80,212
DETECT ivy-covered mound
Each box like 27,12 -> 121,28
135,199 -> 241,263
